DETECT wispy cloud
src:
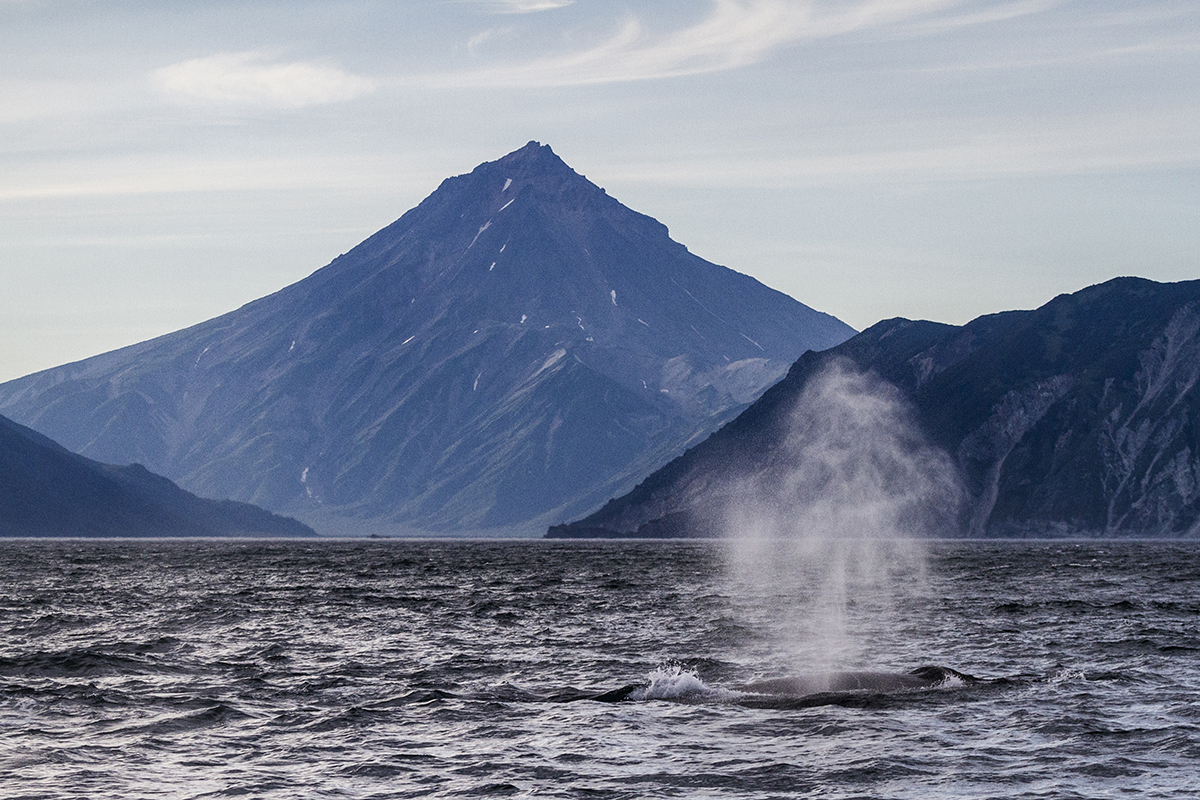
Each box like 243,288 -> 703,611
473,0 -> 575,13
904,32 -> 1200,77
600,108 -> 1200,187
0,151 -> 449,202
152,52 -> 375,109
904,0 -> 1059,33
467,27 -> 514,54
424,0 -> 982,87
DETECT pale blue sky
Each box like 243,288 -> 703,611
2,0 -> 1197,381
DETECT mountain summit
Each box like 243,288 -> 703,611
0,143 -> 853,534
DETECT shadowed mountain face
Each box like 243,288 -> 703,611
0,143 -> 853,535
553,278 -> 1200,539
0,414 -> 314,538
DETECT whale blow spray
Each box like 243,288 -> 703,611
720,359 -> 965,673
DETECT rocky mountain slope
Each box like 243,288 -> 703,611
551,278 -> 1200,538
1,414 -> 314,537
0,143 -> 853,535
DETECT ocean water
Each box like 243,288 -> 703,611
2,537 -> 1198,799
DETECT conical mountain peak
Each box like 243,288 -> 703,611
0,146 -> 855,535
318,143 -> 658,329
494,140 -> 566,172
450,141 -> 606,216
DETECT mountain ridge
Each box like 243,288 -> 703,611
551,277 -> 1200,539
0,413 -> 315,538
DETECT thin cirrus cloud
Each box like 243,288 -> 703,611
425,0 -> 1018,88
599,108 -> 1200,187
476,0 -> 575,12
152,51 -> 375,110
904,0 -> 1059,32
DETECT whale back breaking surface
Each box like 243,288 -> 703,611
740,665 -> 982,697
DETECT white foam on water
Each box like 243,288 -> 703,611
1050,669 -> 1088,685
935,672 -> 968,689
629,665 -> 738,702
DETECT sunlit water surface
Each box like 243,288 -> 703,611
2,538 -> 1198,799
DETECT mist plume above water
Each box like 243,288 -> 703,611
723,359 -> 964,541
720,360 -> 966,670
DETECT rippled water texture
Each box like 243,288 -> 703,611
2,538 -> 1199,799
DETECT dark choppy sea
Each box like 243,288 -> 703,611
2,537 -> 1199,799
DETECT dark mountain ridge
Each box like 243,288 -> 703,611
552,277 -> 1200,538
0,414 -> 314,537
0,142 -> 853,535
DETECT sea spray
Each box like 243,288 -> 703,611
629,664 -> 733,702
718,359 -> 966,672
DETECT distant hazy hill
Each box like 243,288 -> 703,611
551,278 -> 1200,539
0,142 -> 853,535
0,414 -> 314,537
